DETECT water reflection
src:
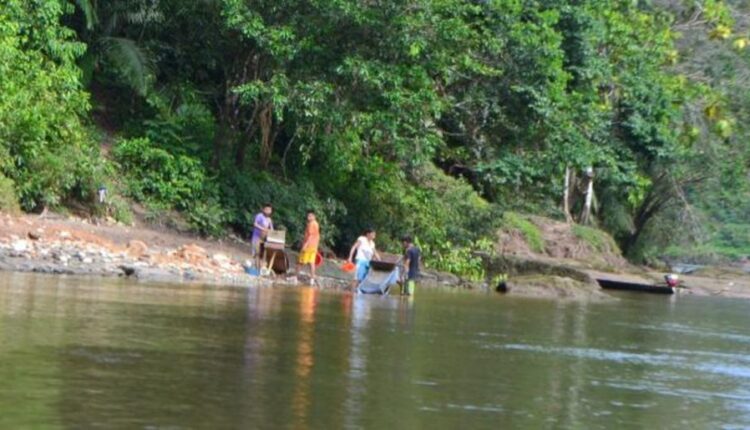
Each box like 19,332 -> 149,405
2,273 -> 750,429
344,294 -> 371,428
292,287 -> 317,429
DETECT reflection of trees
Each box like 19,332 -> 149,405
548,301 -> 589,428
0,273 -> 63,427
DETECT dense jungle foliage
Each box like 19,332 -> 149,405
1,0 -> 749,275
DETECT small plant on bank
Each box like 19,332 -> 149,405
0,173 -> 20,214
187,200 -> 227,238
501,212 -> 545,253
109,196 -> 134,226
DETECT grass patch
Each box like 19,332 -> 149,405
110,196 -> 134,226
502,212 -> 545,253
572,224 -> 620,254
0,173 -> 20,214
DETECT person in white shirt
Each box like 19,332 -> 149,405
347,228 -> 381,283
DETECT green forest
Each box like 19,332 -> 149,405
1,0 -> 749,275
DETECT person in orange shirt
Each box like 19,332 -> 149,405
296,210 -> 320,285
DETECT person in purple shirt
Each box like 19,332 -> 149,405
251,203 -> 274,267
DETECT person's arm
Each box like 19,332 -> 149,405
300,226 -> 310,251
348,240 -> 360,262
373,244 -> 381,261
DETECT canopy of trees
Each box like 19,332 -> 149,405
1,0 -> 748,272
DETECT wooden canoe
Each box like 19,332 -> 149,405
597,279 -> 675,295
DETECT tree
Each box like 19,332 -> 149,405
0,0 -> 100,210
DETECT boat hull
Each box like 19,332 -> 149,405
597,279 -> 675,295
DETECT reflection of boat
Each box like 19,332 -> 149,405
597,279 -> 674,295
358,258 -> 401,295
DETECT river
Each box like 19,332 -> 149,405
1,272 -> 750,429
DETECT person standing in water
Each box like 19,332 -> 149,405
251,203 -> 274,268
401,235 -> 421,296
296,210 -> 320,285
348,228 -> 380,287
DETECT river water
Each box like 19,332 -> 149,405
1,273 -> 750,429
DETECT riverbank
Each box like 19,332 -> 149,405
0,212 -> 748,300
479,213 -> 750,300
0,213 -> 466,292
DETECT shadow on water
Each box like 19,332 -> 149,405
2,272 -> 750,428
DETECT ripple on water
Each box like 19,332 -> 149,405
655,348 -> 750,365
695,363 -> 750,379
616,322 -> 750,344
67,347 -> 143,365
413,380 -> 439,386
445,403 -> 504,413
417,403 -> 504,414
496,343 -> 750,380
598,380 -> 750,403
492,343 -> 685,365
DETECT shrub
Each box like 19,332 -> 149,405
142,90 -> 216,159
219,169 -> 345,246
109,196 -> 134,226
113,137 -> 210,209
187,200 -> 227,238
331,163 -> 499,253
420,237 -> 494,281
0,2 -> 99,211
0,173 -> 20,214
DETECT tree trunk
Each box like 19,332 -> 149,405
258,103 -> 274,169
563,166 -> 573,223
580,167 -> 594,225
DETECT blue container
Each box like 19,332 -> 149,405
244,266 -> 260,276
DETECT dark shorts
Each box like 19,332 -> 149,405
251,239 -> 265,257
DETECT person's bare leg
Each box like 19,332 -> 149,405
310,262 -> 316,285
253,243 -> 262,270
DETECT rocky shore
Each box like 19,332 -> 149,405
0,226 -> 265,287
0,213 -> 465,291
0,213 -> 314,288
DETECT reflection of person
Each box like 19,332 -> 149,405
296,210 -> 320,285
401,235 -> 420,296
348,229 -> 380,284
251,203 -> 273,267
